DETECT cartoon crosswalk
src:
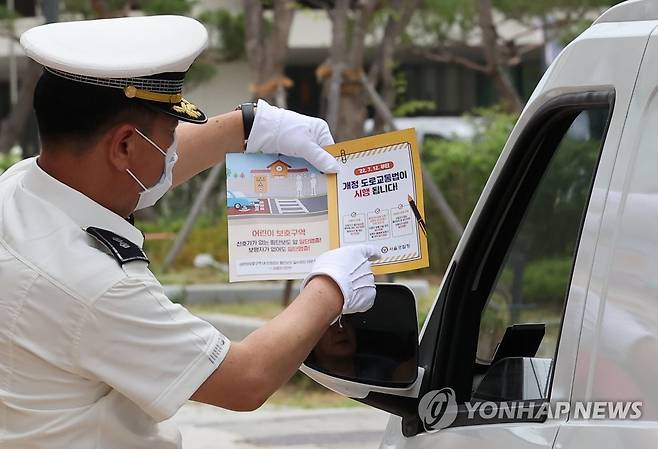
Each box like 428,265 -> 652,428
274,199 -> 309,214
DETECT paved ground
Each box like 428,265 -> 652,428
227,196 -> 328,216
173,402 -> 391,449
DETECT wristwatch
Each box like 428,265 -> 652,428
236,102 -> 257,142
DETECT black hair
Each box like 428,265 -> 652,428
33,70 -> 158,150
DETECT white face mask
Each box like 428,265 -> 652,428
126,128 -> 178,211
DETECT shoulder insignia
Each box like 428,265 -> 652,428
85,226 -> 149,265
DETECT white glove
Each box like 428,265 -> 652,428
301,244 -> 381,320
246,99 -> 340,174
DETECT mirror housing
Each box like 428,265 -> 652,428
301,283 -> 423,401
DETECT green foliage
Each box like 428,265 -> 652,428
423,107 -> 517,270
135,166 -> 229,271
0,148 -> 23,175
477,108 -> 605,337
417,0 -> 477,42
521,257 -> 572,309
394,100 -> 437,117
0,5 -> 20,21
495,0 -> 620,21
200,9 -> 246,61
140,213 -> 229,272
61,0 -> 93,17
61,0 -> 195,17
392,68 -> 436,117
556,18 -> 595,46
141,0 -> 195,15
511,121 -> 602,262
422,0 -> 618,27
185,61 -> 218,87
419,0 -> 622,38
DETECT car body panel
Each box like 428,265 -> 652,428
553,20 -> 658,449
379,17 -> 658,449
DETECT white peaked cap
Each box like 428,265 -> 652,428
20,15 -> 210,123
20,15 -> 208,78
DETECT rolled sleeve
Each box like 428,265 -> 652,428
75,276 -> 231,421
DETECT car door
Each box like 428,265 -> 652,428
379,19 -> 653,449
301,17 -> 653,449
553,20 -> 658,449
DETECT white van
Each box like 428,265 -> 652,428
302,1 -> 658,447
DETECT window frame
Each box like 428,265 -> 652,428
403,90 -> 615,436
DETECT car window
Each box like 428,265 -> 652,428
473,108 -> 609,401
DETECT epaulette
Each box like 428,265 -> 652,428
85,226 -> 149,265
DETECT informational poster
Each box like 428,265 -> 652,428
226,154 -> 330,282
226,129 -> 429,282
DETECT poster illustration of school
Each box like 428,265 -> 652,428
226,154 -> 330,282
226,129 -> 429,282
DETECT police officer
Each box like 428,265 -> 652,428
0,15 -> 379,448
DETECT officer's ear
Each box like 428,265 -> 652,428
106,123 -> 138,172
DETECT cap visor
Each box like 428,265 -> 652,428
144,97 -> 207,124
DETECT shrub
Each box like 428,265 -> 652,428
521,257 -> 572,310
422,107 -> 517,272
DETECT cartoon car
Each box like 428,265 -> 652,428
227,191 -> 259,211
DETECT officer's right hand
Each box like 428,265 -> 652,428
301,244 -> 381,320
245,99 -> 340,174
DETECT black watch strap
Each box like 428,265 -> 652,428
236,102 -> 257,141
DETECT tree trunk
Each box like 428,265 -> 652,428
336,94 -> 367,140
243,0 -> 294,305
243,0 -> 293,104
478,0 -> 523,113
370,0 -> 421,132
0,60 -> 42,153
329,0 -> 377,141
0,0 -> 59,154
325,0 -> 349,132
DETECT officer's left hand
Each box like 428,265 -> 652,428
301,244 -> 381,321
245,99 -> 340,173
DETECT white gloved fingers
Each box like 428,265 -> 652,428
350,268 -> 376,314
298,142 -> 341,174
349,258 -> 370,275
352,270 -> 373,282
351,285 -> 376,313
352,269 -> 375,291
246,99 -> 341,173
311,118 -> 335,147
360,244 -> 383,261
301,269 -> 351,308
301,244 -> 378,318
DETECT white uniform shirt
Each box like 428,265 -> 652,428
0,158 -> 231,449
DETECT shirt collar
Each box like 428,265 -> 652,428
21,158 -> 144,247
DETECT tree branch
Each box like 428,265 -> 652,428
410,46 -> 490,73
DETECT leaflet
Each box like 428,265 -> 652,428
226,128 -> 429,282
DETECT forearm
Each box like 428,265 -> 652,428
172,110 -> 245,187
240,276 -> 342,396
190,276 -> 342,411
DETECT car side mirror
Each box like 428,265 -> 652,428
303,283 -> 419,388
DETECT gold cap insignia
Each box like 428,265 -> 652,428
173,99 -> 202,119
